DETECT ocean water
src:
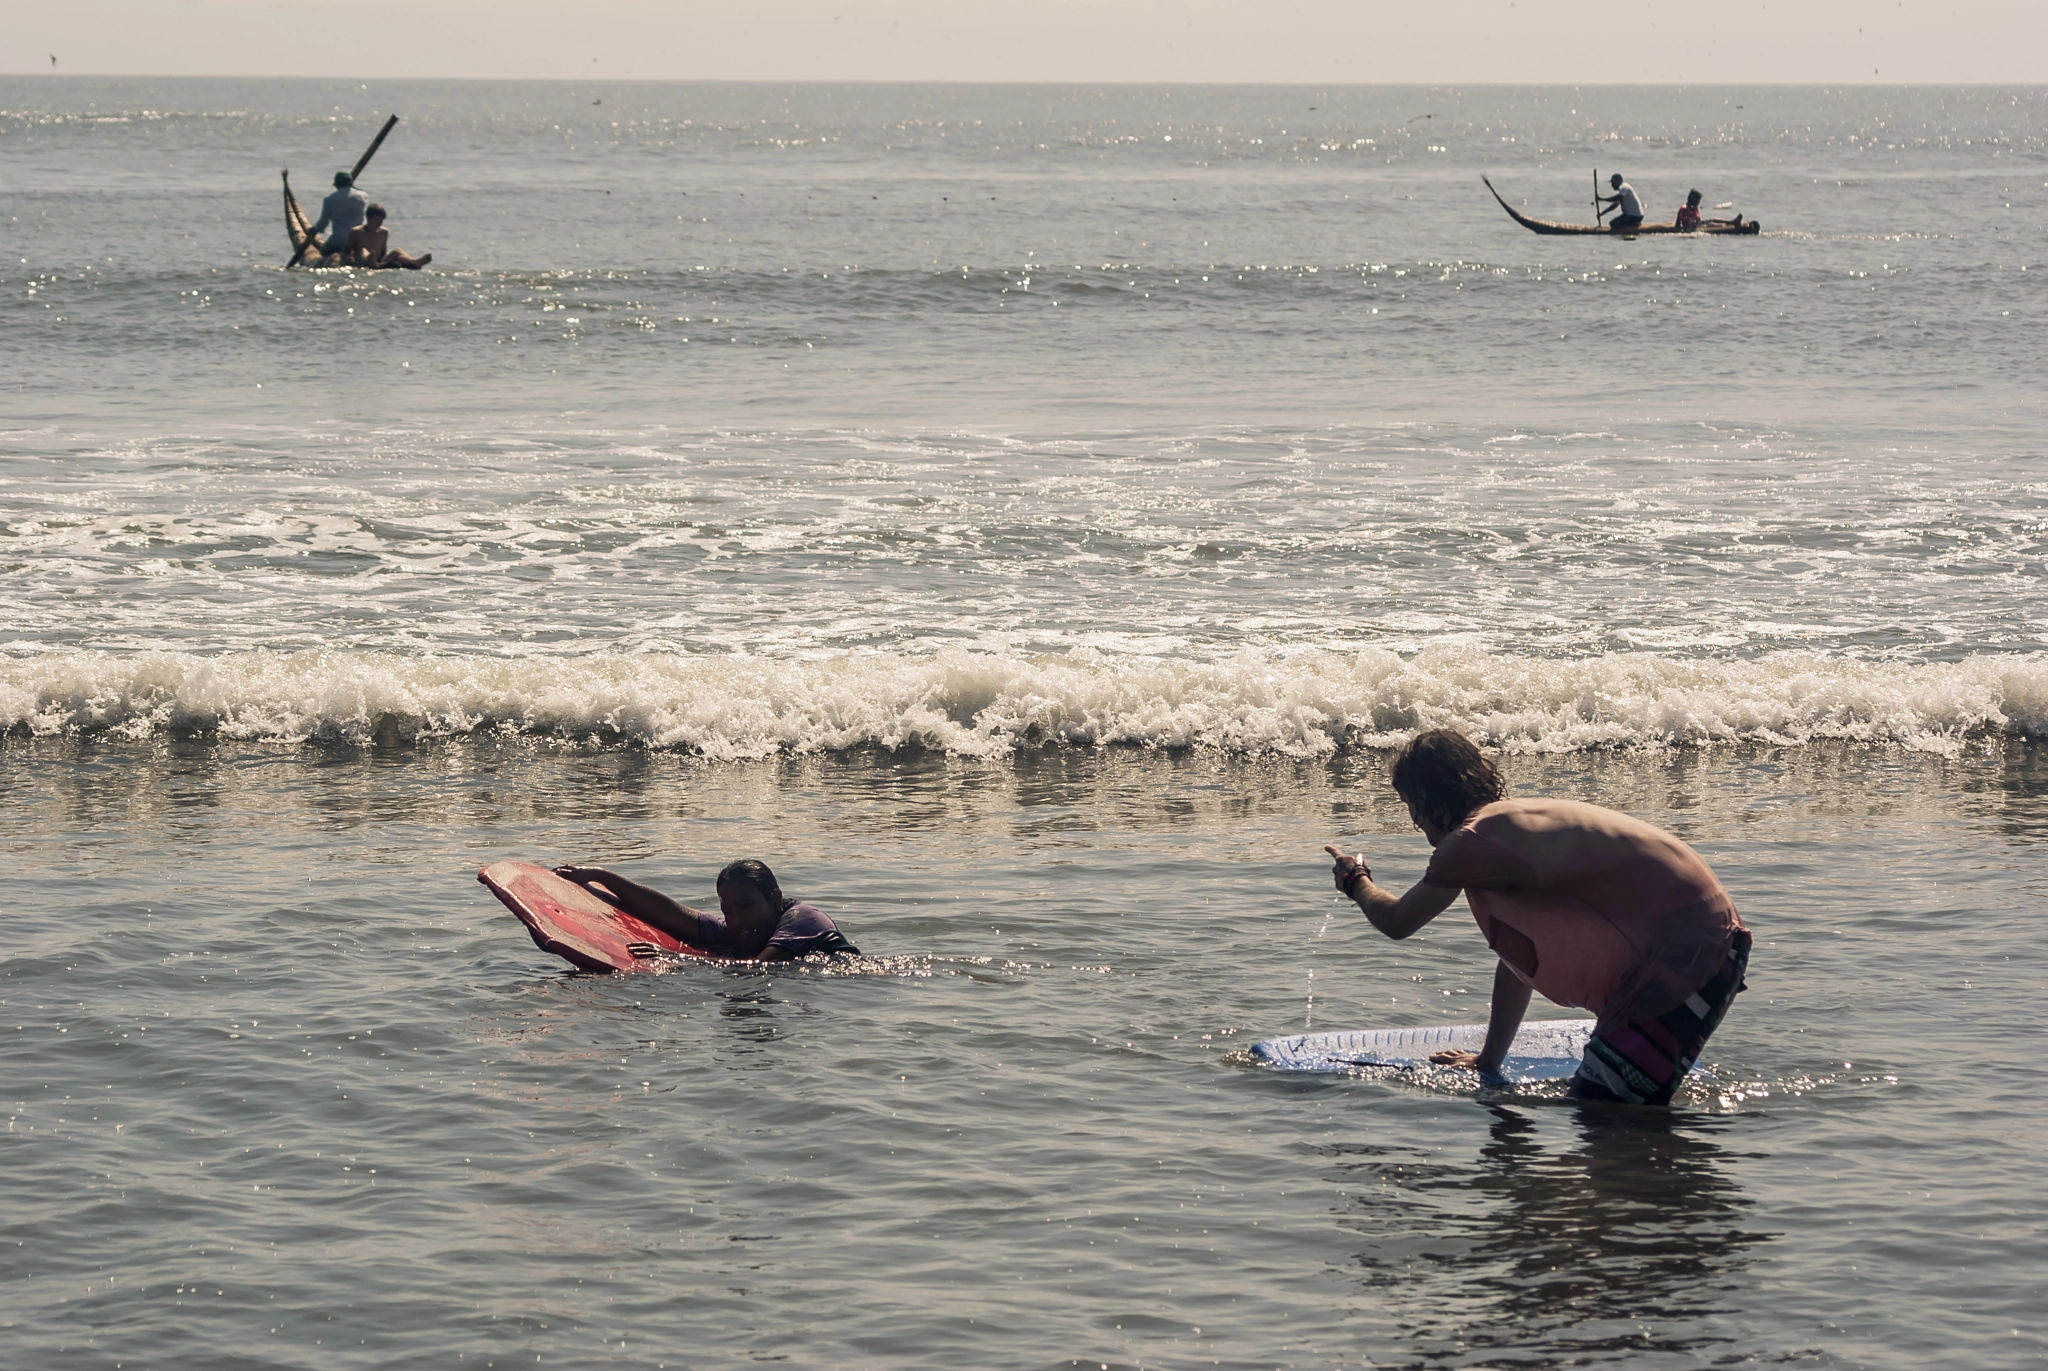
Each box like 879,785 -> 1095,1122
2,78 -> 2045,1369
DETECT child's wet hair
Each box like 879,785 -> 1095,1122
1388,728 -> 1505,832
716,858 -> 781,901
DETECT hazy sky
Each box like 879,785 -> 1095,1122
4,0 -> 2044,83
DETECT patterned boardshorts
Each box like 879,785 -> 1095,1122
1573,929 -> 1752,1106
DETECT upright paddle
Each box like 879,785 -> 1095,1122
1593,167 -> 1609,226
287,113 -> 401,267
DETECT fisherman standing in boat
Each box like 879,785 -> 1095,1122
1598,172 -> 1644,234
309,170 -> 369,259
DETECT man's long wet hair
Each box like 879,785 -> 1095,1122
1388,728 -> 1505,833
716,858 -> 783,903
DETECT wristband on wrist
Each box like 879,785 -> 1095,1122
1343,864 -> 1371,896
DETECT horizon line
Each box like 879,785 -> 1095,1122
6,72 -> 2044,88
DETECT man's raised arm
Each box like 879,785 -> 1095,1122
1324,845 -> 1460,940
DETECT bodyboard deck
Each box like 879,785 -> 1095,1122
480,861 -> 712,973
1251,1018 -> 1596,1084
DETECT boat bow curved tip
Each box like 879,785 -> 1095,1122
1480,175 -> 1523,218
1480,176 -> 1583,234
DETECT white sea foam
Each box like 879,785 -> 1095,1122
4,646 -> 2041,758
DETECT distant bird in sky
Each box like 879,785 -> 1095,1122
51,54 -> 58,66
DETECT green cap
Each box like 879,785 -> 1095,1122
334,171 -> 353,186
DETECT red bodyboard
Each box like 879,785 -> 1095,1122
479,861 -> 713,973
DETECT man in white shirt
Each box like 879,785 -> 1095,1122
309,171 -> 369,257
1599,173 -> 1644,233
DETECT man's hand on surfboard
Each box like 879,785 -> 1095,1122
1428,1047 -> 1511,1086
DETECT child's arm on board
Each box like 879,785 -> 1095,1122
554,865 -> 707,945
1325,845 -> 1459,940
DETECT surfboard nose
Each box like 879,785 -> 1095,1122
478,859 -> 704,973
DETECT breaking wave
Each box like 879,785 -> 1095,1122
5,646 -> 2043,758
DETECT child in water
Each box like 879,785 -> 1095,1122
1325,728 -> 1749,1104
554,858 -> 858,962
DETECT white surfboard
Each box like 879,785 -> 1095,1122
1250,1018 -> 1595,1085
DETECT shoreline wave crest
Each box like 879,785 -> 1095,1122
2,647 -> 2042,758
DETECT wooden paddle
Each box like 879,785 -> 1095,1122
287,113 -> 400,267
1593,167 -> 1609,225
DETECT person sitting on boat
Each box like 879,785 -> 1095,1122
1676,189 -> 1704,232
1323,727 -> 1750,1105
309,171 -> 369,259
1598,173 -> 1644,233
345,204 -> 432,270
553,858 -> 859,962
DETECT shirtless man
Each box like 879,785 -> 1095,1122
345,204 -> 432,270
1324,728 -> 1750,1104
553,858 -> 858,962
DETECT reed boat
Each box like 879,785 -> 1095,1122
284,170 -> 417,269
1482,176 -> 1761,236
282,114 -> 416,269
